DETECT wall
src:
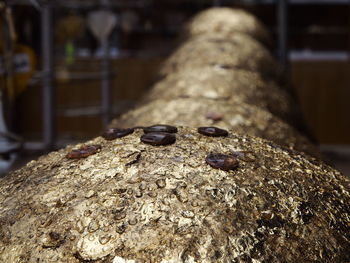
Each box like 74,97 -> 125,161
292,61 -> 350,145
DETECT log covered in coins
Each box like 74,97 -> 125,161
1,6 -> 349,263
160,33 -> 283,82
143,66 -> 300,127
110,97 -> 320,158
182,7 -> 272,47
0,127 -> 349,262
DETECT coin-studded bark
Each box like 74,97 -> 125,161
111,98 -> 320,158
143,66 -> 300,126
0,127 -> 349,262
182,7 -> 272,47
160,33 -> 282,83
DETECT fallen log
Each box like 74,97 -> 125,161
160,33 -> 282,83
110,98 -> 320,158
182,7 -> 272,47
144,66 -> 299,126
1,7 -> 347,263
0,127 -> 348,262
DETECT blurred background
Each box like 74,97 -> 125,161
0,0 -> 349,175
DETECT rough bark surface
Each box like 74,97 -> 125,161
182,7 -> 272,47
0,127 -> 349,262
143,67 -> 298,125
160,33 -> 282,82
110,98 -> 319,158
